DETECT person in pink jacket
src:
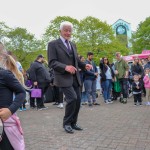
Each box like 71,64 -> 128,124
143,68 -> 150,105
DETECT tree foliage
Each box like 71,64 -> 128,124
4,27 -> 45,69
77,16 -> 114,52
0,22 -> 11,43
132,17 -> 150,54
0,16 -> 133,69
76,16 -> 129,64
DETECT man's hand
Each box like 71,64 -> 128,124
124,71 -> 128,78
85,64 -> 93,70
94,72 -> 99,77
0,108 -> 12,121
65,65 -> 77,74
115,70 -> 118,75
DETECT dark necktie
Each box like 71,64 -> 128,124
65,40 -> 71,53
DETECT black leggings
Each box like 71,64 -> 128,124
0,131 -> 14,150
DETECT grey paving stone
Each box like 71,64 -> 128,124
16,95 -> 150,150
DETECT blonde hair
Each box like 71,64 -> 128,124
0,52 -> 24,85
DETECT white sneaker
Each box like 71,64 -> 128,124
57,103 -> 63,109
105,100 -> 110,104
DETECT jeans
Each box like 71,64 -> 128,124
102,79 -> 112,101
81,91 -> 88,103
84,79 -> 97,103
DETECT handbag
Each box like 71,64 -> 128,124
31,87 -> 42,98
114,78 -> 121,92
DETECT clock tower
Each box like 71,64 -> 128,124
112,19 -> 132,48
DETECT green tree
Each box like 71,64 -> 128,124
0,22 -> 11,42
132,16 -> 150,54
77,16 -> 129,64
5,27 -> 44,69
77,16 -> 114,55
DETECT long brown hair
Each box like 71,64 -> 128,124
133,57 -> 142,66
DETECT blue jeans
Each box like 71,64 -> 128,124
84,79 -> 97,103
102,79 -> 112,101
81,91 -> 88,103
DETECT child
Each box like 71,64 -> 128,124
132,74 -> 143,105
143,68 -> 150,105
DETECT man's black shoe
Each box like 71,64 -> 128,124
72,124 -> 83,131
64,125 -> 74,134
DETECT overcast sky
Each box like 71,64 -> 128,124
0,0 -> 149,39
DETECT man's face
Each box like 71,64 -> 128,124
116,53 -> 121,60
60,25 -> 72,40
38,57 -> 44,63
88,55 -> 93,61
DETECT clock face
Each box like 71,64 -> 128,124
116,25 -> 126,35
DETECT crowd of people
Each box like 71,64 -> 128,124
0,21 -> 150,149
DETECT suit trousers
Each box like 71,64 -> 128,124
61,83 -> 81,126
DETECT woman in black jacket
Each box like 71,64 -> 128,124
131,57 -> 144,78
99,57 -> 114,103
131,57 -> 145,96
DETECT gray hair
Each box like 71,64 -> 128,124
60,21 -> 73,31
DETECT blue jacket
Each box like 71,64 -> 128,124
84,60 -> 98,80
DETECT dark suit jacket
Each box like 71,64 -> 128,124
47,38 -> 86,87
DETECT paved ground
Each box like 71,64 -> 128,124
18,94 -> 150,150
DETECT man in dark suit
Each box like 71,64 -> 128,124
47,21 -> 92,134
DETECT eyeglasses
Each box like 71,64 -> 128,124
104,59 -> 108,60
